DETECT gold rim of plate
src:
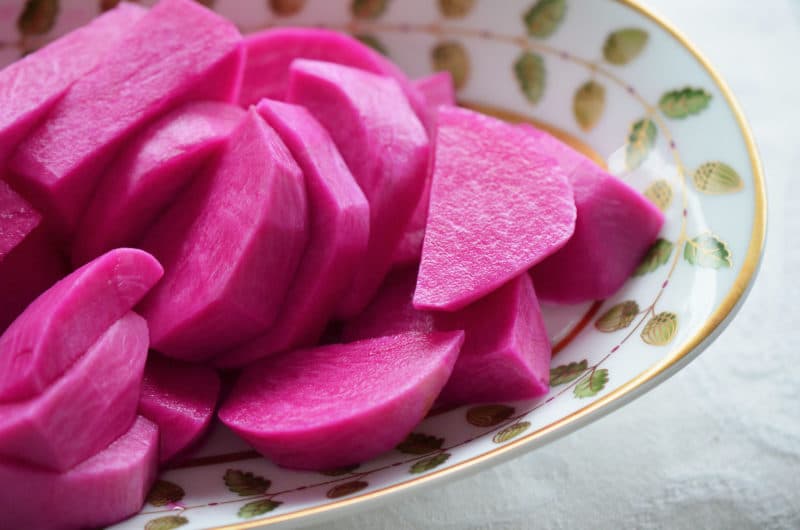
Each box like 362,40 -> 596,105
214,1 -> 767,527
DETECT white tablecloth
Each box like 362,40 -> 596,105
306,1 -> 800,528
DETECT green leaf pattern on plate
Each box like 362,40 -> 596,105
397,433 -> 445,454
626,118 -> 657,170
355,33 -> 389,56
574,369 -> 609,398
269,0 -> 306,16
644,179 -> 673,211
573,80 -> 606,131
634,238 -> 674,276
224,469 -> 271,496
351,0 -> 388,19
659,87 -> 712,118
326,481 -> 369,498
550,360 -> 588,386
238,499 -> 282,519
144,515 -> 189,530
693,162 -> 744,194
514,52 -> 546,104
146,480 -> 186,507
684,233 -> 733,269
492,422 -> 531,443
466,404 -> 516,427
523,0 -> 566,38
438,0 -> 475,18
17,0 -> 59,35
603,28 -> 648,65
432,41 -> 470,89
641,312 -> 679,346
595,301 -> 640,332
410,453 -> 451,473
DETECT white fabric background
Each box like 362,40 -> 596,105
305,1 -> 800,528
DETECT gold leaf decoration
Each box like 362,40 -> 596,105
523,0 -> 566,38
514,52 -> 546,104
466,404 -> 515,427
326,480 -> 368,498
550,359 -> 589,386
641,312 -> 678,345
492,421 -> 531,443
626,118 -> 657,170
238,499 -> 282,518
634,238 -> 674,276
146,480 -> 185,507
595,301 -> 640,332
438,0 -> 475,18
603,28 -> 648,65
409,453 -> 451,473
351,0 -> 388,19
432,41 -> 470,90
692,162 -> 744,194
269,0 -> 305,16
684,233 -> 733,269
644,179 -> 673,211
17,0 -> 59,36
145,516 -> 189,530
573,369 -> 609,398
659,87 -> 712,118
573,80 -> 606,131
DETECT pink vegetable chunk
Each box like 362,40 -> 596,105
288,60 -> 429,318
0,313 -> 149,471
345,269 -> 551,405
238,27 -> 427,123
73,101 -> 245,266
216,100 -> 369,367
7,0 -> 244,236
414,106 -> 576,311
139,354 -> 221,463
0,416 -> 158,530
412,71 -> 456,108
0,3 -> 147,166
523,126 -> 666,302
0,180 -> 66,332
139,109 -> 307,361
0,248 -> 163,402
219,331 -> 464,470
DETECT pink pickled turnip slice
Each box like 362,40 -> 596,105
0,180 -> 67,331
215,100 -> 369,368
345,269 -> 550,404
412,71 -> 456,108
7,0 -> 244,237
238,27 -> 427,124
0,415 -> 158,530
0,3 -> 147,166
413,106 -> 576,311
219,331 -> 464,470
288,60 -> 429,318
139,353 -> 221,463
0,312 -> 149,471
72,101 -> 245,266
522,126 -> 666,302
0,248 -> 162,402
138,109 -> 307,361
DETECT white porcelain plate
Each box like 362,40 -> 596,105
0,1 -> 766,529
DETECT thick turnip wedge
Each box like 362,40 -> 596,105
345,269 -> 551,405
0,248 -> 163,402
139,109 -> 307,361
288,60 -> 429,318
0,180 -> 66,332
215,100 -> 369,368
0,3 -> 146,165
219,331 -> 464,470
413,106 -> 576,311
73,101 -> 245,266
139,354 -> 221,463
523,126 -> 665,302
0,313 -> 149,471
0,416 -> 158,530
7,0 -> 243,237
238,27 -> 427,124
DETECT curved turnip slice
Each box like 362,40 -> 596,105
413,106 -> 576,311
523,126 -> 665,302
7,0 -> 244,237
0,312 -> 149,471
138,109 -> 307,361
219,331 -> 464,470
73,101 -> 245,266
0,180 -> 66,332
238,27 -> 427,124
215,100 -> 370,368
345,269 -> 551,404
0,3 -> 146,166
288,60 -> 429,318
0,416 -> 158,530
139,353 -> 221,463
0,248 -> 163,402
412,71 -> 456,108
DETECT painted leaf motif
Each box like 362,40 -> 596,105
269,0 -> 306,16
410,453 -> 451,473
17,0 -> 59,36
438,0 -> 475,18
574,369 -> 609,398
603,28 -> 648,65
144,515 -> 188,530
523,0 -> 566,38
146,480 -> 185,507
351,0 -> 388,19
644,179 -> 673,211
466,404 -> 515,427
326,480 -> 369,498
492,421 -> 531,443
659,87 -> 712,118
641,312 -> 678,345
238,499 -> 282,518
626,118 -> 657,170
514,52 -> 546,104
684,233 -> 733,269
595,301 -> 639,332
693,162 -> 744,194
100,0 -> 121,11
573,80 -> 605,131
550,359 -> 588,386
355,34 -> 389,56
432,41 -> 469,89
397,432 -> 444,454
320,463 -> 360,476
224,469 -> 270,496
634,238 -> 674,276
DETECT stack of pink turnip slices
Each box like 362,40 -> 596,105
0,249 -> 163,529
